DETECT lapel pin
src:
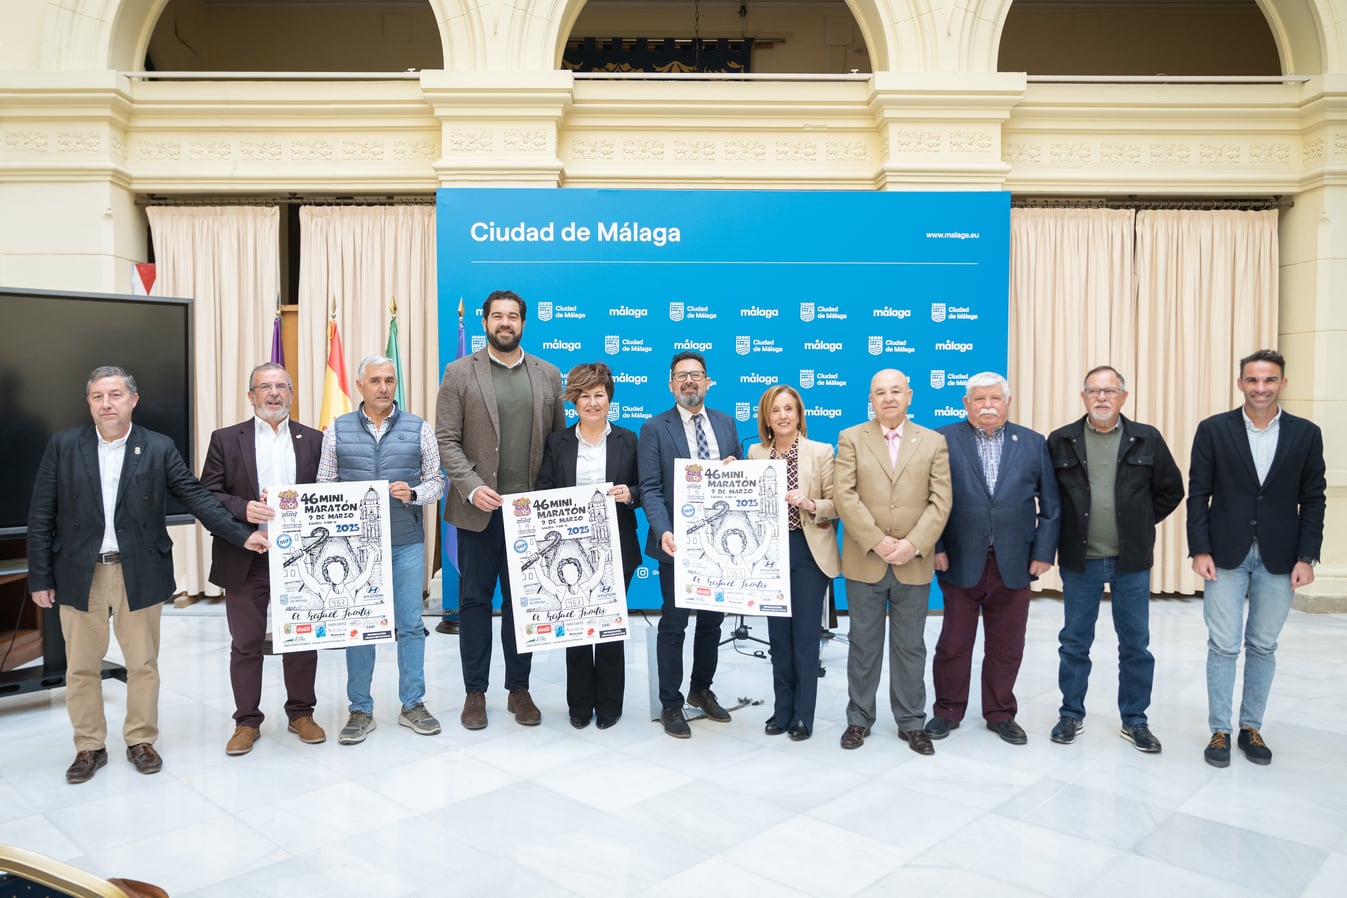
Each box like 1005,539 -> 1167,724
1011,435 -> 1018,442
134,446 -> 142,455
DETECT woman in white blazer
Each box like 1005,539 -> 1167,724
747,385 -> 842,740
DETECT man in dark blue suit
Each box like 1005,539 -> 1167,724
28,366 -> 268,783
639,350 -> 743,738
927,372 -> 1060,745
1189,349 -> 1325,768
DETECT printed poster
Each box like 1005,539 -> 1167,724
266,480 -> 396,652
673,458 -> 790,616
502,483 -> 630,653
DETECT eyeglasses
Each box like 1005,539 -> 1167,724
672,371 -> 706,383
1083,388 -> 1122,398
250,383 -> 292,394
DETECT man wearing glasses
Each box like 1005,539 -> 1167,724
201,362 -> 327,756
639,351 -> 743,738
1045,366 -> 1183,753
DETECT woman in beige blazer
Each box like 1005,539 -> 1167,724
747,385 -> 842,740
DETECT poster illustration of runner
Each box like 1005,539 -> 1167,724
673,458 -> 790,616
502,483 -> 629,653
266,479 -> 396,653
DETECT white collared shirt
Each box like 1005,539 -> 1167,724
676,404 -> 720,460
97,425 -> 131,553
1243,407 -> 1282,485
575,422 -> 611,487
254,416 -> 296,494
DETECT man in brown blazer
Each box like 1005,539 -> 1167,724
833,369 -> 952,754
201,362 -> 326,756
435,290 -> 565,730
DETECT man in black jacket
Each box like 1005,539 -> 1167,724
1189,349 -> 1325,768
1047,366 -> 1183,753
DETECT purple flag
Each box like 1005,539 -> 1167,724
270,314 -> 284,366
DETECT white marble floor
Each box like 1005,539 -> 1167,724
2,598 -> 1345,898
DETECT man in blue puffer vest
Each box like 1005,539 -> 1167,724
318,355 -> 446,745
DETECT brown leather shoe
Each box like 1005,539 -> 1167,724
126,742 -> 163,774
461,691 -> 487,730
901,729 -> 936,755
65,748 -> 108,784
225,726 -> 260,756
287,716 -> 327,744
507,689 -> 542,726
839,724 -> 870,750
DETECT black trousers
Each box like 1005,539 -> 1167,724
656,562 -> 724,708
457,509 -> 531,694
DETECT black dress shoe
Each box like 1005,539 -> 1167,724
126,742 -> 163,774
788,723 -> 811,742
901,729 -> 935,755
765,718 -> 786,736
926,716 -> 959,740
987,719 -> 1028,745
596,716 -> 620,730
839,724 -> 870,750
65,748 -> 107,784
661,706 -> 691,739
687,689 -> 731,722
570,715 -> 591,730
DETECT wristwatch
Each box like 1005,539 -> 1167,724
1297,557 -> 1318,567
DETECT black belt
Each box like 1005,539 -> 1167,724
96,552 -> 121,565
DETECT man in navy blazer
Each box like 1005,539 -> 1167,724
927,372 -> 1060,746
1189,349 -> 1326,768
201,362 -> 326,756
28,366 -> 267,784
639,350 -> 743,738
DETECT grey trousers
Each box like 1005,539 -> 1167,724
844,569 -> 931,734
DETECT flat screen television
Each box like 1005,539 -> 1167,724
0,288 -> 195,537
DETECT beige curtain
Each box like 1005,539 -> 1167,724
146,206 -> 281,597
296,205 -> 440,581
1009,208 -> 1136,592
1009,207 -> 1278,595
1135,209 -> 1279,594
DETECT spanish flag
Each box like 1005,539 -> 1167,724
319,318 -> 352,431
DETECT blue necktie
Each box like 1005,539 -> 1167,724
692,413 -> 711,460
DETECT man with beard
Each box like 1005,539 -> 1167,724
201,362 -> 326,756
638,350 -> 743,738
436,290 -> 565,730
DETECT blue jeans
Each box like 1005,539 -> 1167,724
1203,544 -> 1293,733
1058,559 -> 1153,726
345,541 -> 426,714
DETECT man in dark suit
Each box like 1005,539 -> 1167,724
436,290 -> 565,730
201,362 -> 326,757
1189,349 -> 1326,768
638,350 -> 744,738
28,366 -> 267,784
928,372 -> 1060,746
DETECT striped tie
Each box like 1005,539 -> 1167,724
692,413 -> 711,460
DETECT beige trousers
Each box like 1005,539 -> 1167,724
59,563 -> 162,751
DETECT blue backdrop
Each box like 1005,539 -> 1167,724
436,188 -> 1010,610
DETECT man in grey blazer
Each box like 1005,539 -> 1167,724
638,350 -> 743,738
436,290 -> 565,730
929,372 -> 1060,746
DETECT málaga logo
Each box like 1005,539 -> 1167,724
800,302 -> 815,322
930,302 -> 947,323
537,301 -> 553,322
471,335 -> 486,352
604,335 -> 620,356
799,369 -> 816,390
607,403 -> 620,422
735,402 -> 751,422
868,336 -> 883,356
735,336 -> 751,356
930,369 -> 947,389
669,302 -> 685,322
